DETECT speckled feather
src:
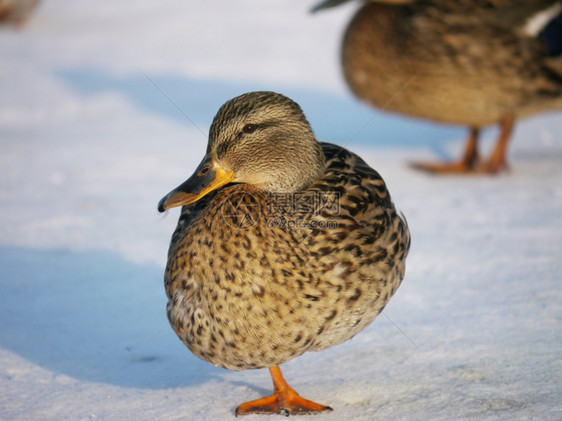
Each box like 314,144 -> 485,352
164,141 -> 410,371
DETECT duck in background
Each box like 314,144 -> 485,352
0,0 -> 39,26
158,91 -> 410,415
313,0 -> 562,174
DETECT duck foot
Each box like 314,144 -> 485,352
409,158 -> 510,174
485,115 -> 514,174
409,127 -> 482,174
409,159 -> 480,174
410,115 -> 514,175
235,366 -> 332,416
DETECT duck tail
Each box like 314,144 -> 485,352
538,4 -> 562,56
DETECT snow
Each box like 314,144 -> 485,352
0,1 -> 561,420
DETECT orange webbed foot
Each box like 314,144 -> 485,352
409,159 -> 480,174
235,366 -> 332,416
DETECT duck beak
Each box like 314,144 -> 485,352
158,153 -> 236,212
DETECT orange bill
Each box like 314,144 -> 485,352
158,153 -> 235,212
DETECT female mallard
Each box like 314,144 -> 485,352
314,0 -> 562,173
158,91 -> 410,415
0,0 -> 39,25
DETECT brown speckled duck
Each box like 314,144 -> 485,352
0,0 -> 39,26
158,91 -> 410,415
314,0 -> 562,174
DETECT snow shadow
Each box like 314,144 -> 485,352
0,246 -> 225,389
56,68 -> 465,154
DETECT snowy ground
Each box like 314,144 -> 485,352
1,1 -> 561,420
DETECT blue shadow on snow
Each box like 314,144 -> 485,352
56,68 -> 465,155
0,246 -> 224,389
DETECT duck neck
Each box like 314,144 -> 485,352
261,140 -> 326,193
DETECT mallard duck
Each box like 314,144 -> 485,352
158,91 -> 410,415
0,0 -> 39,26
313,0 -> 562,174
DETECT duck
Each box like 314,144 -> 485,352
158,91 -> 410,415
313,0 -> 562,174
0,0 -> 39,26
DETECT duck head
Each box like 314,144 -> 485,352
158,91 -> 326,212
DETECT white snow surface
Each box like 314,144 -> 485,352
1,1 -> 561,420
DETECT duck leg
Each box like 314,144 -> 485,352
484,114 -> 514,174
410,127 -> 481,174
235,366 -> 332,416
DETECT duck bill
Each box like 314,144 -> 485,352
158,154 -> 235,212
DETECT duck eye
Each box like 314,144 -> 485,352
242,124 -> 256,134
